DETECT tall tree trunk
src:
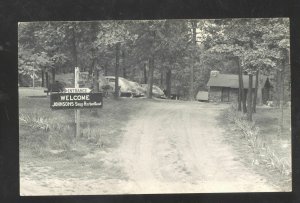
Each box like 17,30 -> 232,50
257,72 -> 263,105
160,70 -> 164,87
92,62 -> 99,116
104,62 -> 108,76
91,57 -> 95,79
237,57 -> 242,111
32,69 -> 35,88
275,69 -> 281,107
143,62 -> 147,84
239,58 -> 247,113
122,51 -> 126,78
279,68 -> 284,134
247,74 -> 253,121
114,42 -> 120,99
166,68 -> 171,99
96,69 -> 99,92
189,20 -> 197,101
90,22 -> 97,77
71,23 -> 78,69
45,71 -> 49,89
41,69 -> 44,87
253,70 -> 259,113
279,49 -> 287,135
52,68 -> 55,84
243,90 -> 247,113
122,65 -> 126,78
189,65 -> 194,100
147,57 -> 154,99
92,60 -> 99,92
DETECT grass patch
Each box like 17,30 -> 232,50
220,104 -> 291,191
19,95 -> 145,156
253,106 -> 291,161
19,88 -> 147,181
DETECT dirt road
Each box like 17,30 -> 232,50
20,99 -> 278,195
117,100 -> 277,193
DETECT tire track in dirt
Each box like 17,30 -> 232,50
118,100 -> 278,193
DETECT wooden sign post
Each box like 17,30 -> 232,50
49,67 -> 103,138
75,67 -> 80,138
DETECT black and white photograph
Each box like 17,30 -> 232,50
18,18 -> 291,195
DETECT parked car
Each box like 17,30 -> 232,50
126,81 -> 145,97
104,76 -> 145,97
140,84 -> 166,99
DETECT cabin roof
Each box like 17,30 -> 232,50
207,73 -> 270,89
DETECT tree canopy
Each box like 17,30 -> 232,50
18,18 -> 290,101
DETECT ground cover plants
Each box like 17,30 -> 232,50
221,104 -> 291,191
19,88 -> 147,183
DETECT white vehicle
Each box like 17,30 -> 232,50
140,84 -> 166,99
104,76 -> 145,97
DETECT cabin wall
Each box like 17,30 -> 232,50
209,86 -> 239,102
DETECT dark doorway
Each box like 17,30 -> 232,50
221,87 -> 230,102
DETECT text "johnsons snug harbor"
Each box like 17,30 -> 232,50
50,93 -> 103,109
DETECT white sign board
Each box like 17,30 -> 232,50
64,88 -> 92,93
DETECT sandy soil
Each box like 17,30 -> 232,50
20,99 -> 279,195
116,100 -> 278,193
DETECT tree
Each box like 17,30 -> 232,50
18,22 -> 51,87
208,18 -> 288,120
94,21 -> 135,98
155,19 -> 193,99
18,19 -> 289,112
189,20 -> 197,100
259,18 -> 290,133
128,20 -> 166,98
253,70 -> 259,113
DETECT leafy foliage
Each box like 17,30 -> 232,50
18,19 -> 290,100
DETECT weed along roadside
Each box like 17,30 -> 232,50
219,104 -> 291,191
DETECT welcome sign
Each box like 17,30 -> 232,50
50,92 -> 103,109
